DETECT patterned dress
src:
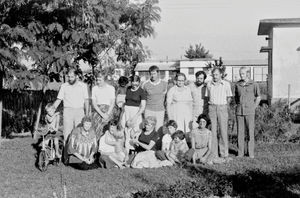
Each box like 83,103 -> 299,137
92,104 -> 115,140
67,127 -> 98,161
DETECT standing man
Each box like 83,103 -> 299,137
189,71 -> 208,124
53,68 -> 89,144
206,68 -> 233,162
235,67 -> 260,158
143,65 -> 168,133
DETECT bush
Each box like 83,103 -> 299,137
255,102 -> 292,143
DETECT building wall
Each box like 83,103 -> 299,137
272,27 -> 300,99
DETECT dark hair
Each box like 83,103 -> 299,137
166,120 -> 178,129
149,65 -> 159,73
107,119 -> 119,127
118,76 -> 129,87
129,75 -> 140,83
175,72 -> 186,81
67,68 -> 77,76
82,115 -> 92,124
195,71 -> 207,80
196,114 -> 211,127
171,130 -> 185,140
212,67 -> 222,74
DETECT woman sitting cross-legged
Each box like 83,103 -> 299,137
64,116 -> 98,170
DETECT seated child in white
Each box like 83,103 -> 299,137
161,120 -> 177,151
125,120 -> 141,154
190,114 -> 212,165
44,103 -> 61,159
165,130 -> 189,165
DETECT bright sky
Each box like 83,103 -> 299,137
141,0 -> 300,61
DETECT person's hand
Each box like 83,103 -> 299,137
102,113 -> 109,120
86,157 -> 94,164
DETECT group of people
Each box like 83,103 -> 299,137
43,64 -> 261,170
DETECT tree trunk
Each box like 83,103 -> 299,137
0,71 -> 3,139
33,84 -> 47,139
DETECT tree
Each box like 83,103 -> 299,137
0,0 -> 160,136
184,43 -> 212,59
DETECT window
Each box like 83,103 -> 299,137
253,67 -> 268,82
188,67 -> 194,75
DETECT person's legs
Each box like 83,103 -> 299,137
208,105 -> 218,160
237,115 -> 245,157
245,114 -> 255,158
74,108 -> 85,128
63,108 -> 74,145
217,105 -> 229,158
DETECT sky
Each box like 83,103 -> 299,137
141,0 -> 300,61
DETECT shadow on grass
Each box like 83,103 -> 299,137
133,165 -> 300,198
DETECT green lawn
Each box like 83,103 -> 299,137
0,138 -> 299,198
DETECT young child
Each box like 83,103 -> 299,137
190,114 -> 212,165
105,120 -> 127,169
44,103 -> 62,159
125,119 -> 141,154
165,130 -> 189,165
161,120 -> 178,151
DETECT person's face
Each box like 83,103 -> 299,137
150,70 -> 159,82
46,108 -> 55,116
198,118 -> 207,129
176,76 -> 185,87
96,76 -> 105,86
195,74 -> 205,86
167,126 -> 176,135
83,121 -> 92,131
173,136 -> 180,143
212,70 -> 221,82
131,80 -> 140,89
145,121 -> 155,132
239,69 -> 248,81
109,125 -> 117,134
67,72 -> 77,85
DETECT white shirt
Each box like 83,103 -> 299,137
205,80 -> 232,105
98,132 -> 115,153
57,81 -> 89,108
92,84 -> 115,105
162,134 -> 172,151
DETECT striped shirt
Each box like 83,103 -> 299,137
205,80 -> 232,105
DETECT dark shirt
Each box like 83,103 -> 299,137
125,86 -> 146,107
235,80 -> 260,115
136,129 -> 158,152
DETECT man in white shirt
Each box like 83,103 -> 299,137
206,68 -> 233,163
53,69 -> 89,144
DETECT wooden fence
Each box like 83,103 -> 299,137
0,89 -> 61,136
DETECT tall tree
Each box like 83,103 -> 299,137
0,0 -> 160,136
184,43 -> 212,59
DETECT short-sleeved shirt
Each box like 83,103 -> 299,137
191,128 -> 211,149
143,80 -> 168,111
189,83 -> 206,108
235,80 -> 260,115
136,130 -> 158,152
92,84 -> 115,106
125,86 -> 146,107
57,82 -> 89,108
205,80 -> 233,105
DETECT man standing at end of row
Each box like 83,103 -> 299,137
235,67 -> 260,158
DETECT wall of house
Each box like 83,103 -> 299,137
272,27 -> 300,99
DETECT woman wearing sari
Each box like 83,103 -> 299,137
91,72 -> 116,139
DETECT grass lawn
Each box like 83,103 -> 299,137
0,138 -> 299,198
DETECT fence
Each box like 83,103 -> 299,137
0,89 -> 61,137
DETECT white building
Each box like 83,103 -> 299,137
258,18 -> 300,103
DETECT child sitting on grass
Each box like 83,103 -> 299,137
104,120 -> 127,169
44,103 -> 62,159
161,120 -> 178,151
190,114 -> 212,165
165,130 -> 189,165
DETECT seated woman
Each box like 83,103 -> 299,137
190,114 -> 212,165
98,120 -> 126,169
64,116 -> 98,170
130,116 -> 173,168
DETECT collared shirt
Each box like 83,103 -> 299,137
235,80 -> 260,115
92,84 -> 115,106
205,80 -> 233,105
57,81 -> 89,108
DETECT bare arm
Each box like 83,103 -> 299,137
53,99 -> 62,110
255,96 -> 261,107
107,98 -> 115,116
92,99 -> 107,119
84,99 -> 89,115
136,140 -> 155,151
